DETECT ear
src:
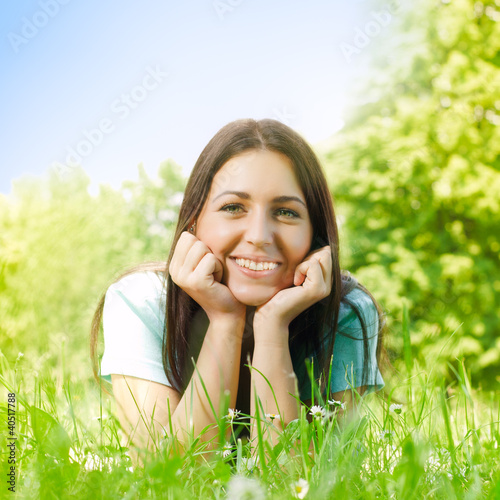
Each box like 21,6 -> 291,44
188,219 -> 197,234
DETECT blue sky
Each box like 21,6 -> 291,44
1,0 -> 384,196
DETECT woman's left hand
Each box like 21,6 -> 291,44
254,245 -> 333,330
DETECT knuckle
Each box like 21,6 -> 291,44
201,251 -> 213,262
193,240 -> 206,250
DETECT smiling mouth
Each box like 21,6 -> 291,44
230,257 -> 281,277
231,258 -> 281,272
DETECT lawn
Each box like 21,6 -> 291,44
2,339 -> 499,499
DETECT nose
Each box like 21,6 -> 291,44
245,209 -> 273,247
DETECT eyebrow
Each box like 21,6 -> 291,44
212,190 -> 307,208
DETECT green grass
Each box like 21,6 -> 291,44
1,346 -> 499,499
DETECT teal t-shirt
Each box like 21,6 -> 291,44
293,286 -> 384,399
100,271 -> 384,396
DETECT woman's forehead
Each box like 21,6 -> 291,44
210,150 -> 303,197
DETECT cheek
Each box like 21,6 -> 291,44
196,217 -> 234,252
280,242 -> 311,283
280,270 -> 295,289
286,238 -> 311,267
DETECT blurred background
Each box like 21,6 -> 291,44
1,0 -> 499,389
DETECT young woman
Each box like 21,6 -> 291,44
90,118 -> 385,457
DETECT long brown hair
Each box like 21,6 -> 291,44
90,118 -> 386,395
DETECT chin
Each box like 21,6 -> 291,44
232,292 -> 272,307
229,285 -> 278,307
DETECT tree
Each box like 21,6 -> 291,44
0,161 -> 186,379
322,0 -> 500,386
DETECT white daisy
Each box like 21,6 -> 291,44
309,405 -> 326,419
292,478 -> 309,499
225,408 -> 241,422
379,430 -> 395,440
327,399 -> 346,410
389,403 -> 403,415
222,442 -> 233,458
265,413 -> 279,421
225,475 -> 265,500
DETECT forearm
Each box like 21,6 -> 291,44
250,319 -> 299,439
170,315 -> 245,446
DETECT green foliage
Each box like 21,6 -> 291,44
322,0 -> 500,386
0,160 -> 186,376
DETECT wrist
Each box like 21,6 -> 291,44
207,314 -> 246,339
253,316 -> 290,348
253,339 -> 290,351
254,311 -> 290,331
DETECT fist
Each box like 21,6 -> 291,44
168,232 -> 246,322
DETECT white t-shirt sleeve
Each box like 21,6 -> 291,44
100,271 -> 171,386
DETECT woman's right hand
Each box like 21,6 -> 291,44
169,231 -> 246,323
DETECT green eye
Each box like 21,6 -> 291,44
276,208 -> 299,218
220,204 -> 242,213
219,204 -> 299,218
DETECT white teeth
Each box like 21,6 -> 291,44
235,258 -> 279,271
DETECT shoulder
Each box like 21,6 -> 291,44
103,270 -> 166,333
337,287 -> 379,340
106,270 -> 164,300
101,270 -> 169,385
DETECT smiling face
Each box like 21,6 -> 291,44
195,149 -> 314,306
